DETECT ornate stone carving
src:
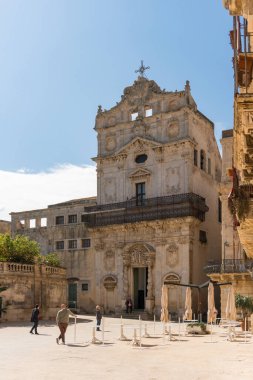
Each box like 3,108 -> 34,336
153,146 -> 164,162
105,135 -> 116,151
166,244 -> 179,267
167,120 -> 180,138
104,250 -> 115,271
103,275 -> 117,290
131,246 -> 147,266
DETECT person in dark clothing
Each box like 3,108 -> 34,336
96,305 -> 102,331
30,304 -> 40,334
125,297 -> 133,313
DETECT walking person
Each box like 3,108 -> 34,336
96,305 -> 102,331
30,304 -> 40,335
56,304 -> 77,345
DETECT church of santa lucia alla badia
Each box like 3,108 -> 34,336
10,70 -> 222,319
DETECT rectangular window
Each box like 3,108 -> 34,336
194,149 -> 198,166
136,182 -> 146,206
41,218 -> 47,227
81,283 -> 89,291
145,108 -> 152,117
29,219 -> 36,228
199,230 -> 207,244
56,241 -> 64,250
218,199 -> 222,223
68,214 -> 77,224
56,216 -> 64,225
208,158 -> 211,175
131,112 -> 138,121
82,238 -> 91,248
68,240 -> 77,249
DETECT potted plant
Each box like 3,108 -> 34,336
235,294 -> 253,331
186,322 -> 207,335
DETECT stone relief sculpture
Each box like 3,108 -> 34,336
167,120 -> 180,138
166,244 -> 179,267
130,245 -> 148,266
105,135 -> 116,151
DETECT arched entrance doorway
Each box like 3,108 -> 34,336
122,244 -> 155,312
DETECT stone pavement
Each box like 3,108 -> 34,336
1,316 -> 253,380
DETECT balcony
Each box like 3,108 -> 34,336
82,193 -> 208,227
204,259 -> 253,274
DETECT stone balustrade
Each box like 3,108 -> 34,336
0,262 -> 34,273
0,261 -> 66,275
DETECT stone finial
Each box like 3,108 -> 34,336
185,80 -> 191,94
97,105 -> 103,115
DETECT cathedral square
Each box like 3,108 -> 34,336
1,1 -> 253,379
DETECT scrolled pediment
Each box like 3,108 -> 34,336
115,136 -> 162,156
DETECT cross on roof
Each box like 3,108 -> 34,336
135,60 -> 150,77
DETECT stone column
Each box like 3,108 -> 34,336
122,255 -> 130,309
145,255 -> 155,313
147,262 -> 153,299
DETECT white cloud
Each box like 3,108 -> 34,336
0,164 -> 97,221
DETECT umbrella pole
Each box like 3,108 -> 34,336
139,315 -> 142,349
153,314 -> 156,336
244,317 -> 247,343
74,317 -> 77,343
178,316 -> 181,341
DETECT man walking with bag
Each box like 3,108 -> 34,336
56,304 -> 77,345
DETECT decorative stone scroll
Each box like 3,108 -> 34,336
103,275 -> 117,290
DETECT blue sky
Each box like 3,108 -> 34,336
0,1 -> 233,219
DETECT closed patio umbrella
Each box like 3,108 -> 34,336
225,285 -> 237,321
160,285 -> 169,322
184,287 -> 192,321
208,282 -> 217,323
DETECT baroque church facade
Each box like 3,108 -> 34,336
11,74 -> 222,317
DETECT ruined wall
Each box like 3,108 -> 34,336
0,262 -> 67,322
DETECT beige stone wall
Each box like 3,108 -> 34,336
0,262 -> 67,322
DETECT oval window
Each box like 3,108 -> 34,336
135,154 -> 148,164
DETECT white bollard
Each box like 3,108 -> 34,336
118,324 -> 128,341
132,328 -> 140,346
142,323 -> 150,338
91,326 -> 102,344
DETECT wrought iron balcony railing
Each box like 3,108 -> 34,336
82,192 -> 208,227
204,259 -> 253,274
